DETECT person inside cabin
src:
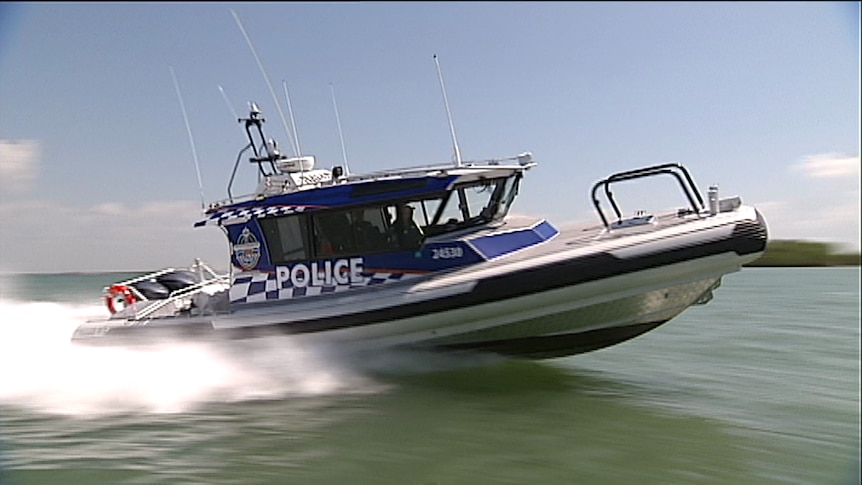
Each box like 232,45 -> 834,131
394,203 -> 424,248
316,211 -> 353,256
352,208 -> 385,251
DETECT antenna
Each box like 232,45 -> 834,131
282,80 -> 302,156
169,65 -> 206,212
218,85 -> 240,122
433,54 -> 462,167
330,83 -> 350,175
230,9 -> 298,157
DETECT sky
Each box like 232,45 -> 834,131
0,2 -> 859,273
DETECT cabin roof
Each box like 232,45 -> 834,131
195,159 -> 535,228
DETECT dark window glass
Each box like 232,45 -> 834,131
258,214 -> 310,264
421,176 -> 516,235
312,203 -> 422,256
313,211 -> 355,256
255,178 -> 522,262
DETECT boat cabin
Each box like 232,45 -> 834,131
194,105 -> 556,305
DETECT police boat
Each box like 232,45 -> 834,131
71,103 -> 768,359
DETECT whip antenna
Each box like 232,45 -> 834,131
218,85 -> 240,122
169,65 -> 206,212
330,83 -> 350,175
282,80 -> 302,156
230,9 -> 298,157
433,54 -> 462,167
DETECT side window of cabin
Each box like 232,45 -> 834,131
433,192 -> 464,231
414,194 -> 458,237
351,207 -> 397,252
313,206 -> 404,257
413,199 -> 439,229
259,214 -> 310,264
314,211 -> 355,256
386,201 -> 426,250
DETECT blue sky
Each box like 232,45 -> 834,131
0,2 -> 859,273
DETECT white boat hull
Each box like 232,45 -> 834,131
71,204 -> 766,359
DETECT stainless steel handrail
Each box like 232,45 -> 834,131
590,163 -> 705,229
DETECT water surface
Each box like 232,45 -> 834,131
1,268 -> 858,484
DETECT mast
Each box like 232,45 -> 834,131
218,85 -> 240,122
230,9 -> 298,158
434,54 -> 462,167
169,66 -> 206,212
330,83 -> 350,175
282,80 -> 303,157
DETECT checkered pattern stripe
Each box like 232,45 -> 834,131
195,205 -> 308,227
229,270 -> 412,304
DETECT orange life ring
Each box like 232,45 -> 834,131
105,284 -> 136,314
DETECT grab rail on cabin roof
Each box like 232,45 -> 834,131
591,163 -> 705,229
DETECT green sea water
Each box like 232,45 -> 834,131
0,268 -> 859,484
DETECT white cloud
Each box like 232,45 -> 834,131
91,202 -> 125,216
795,153 -> 860,179
752,192 -> 861,251
0,139 -> 40,194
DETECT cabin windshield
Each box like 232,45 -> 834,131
256,174 -> 521,263
421,174 -> 520,236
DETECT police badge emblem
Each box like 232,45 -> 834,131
233,227 -> 261,270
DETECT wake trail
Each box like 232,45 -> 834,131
0,299 -> 382,416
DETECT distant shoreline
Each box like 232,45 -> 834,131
744,240 -> 861,267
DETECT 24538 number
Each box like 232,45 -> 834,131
431,246 -> 464,259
